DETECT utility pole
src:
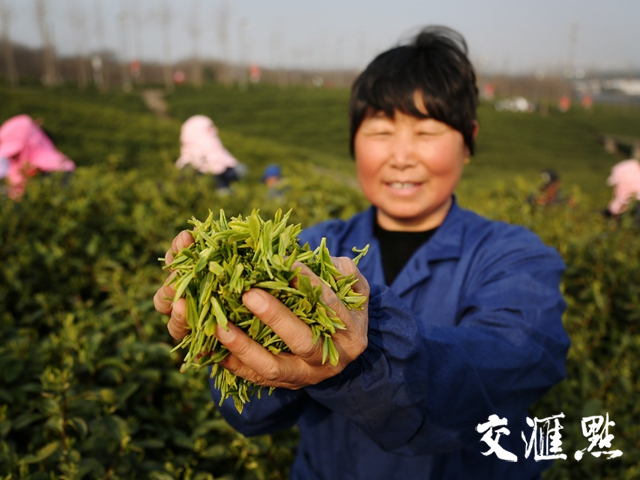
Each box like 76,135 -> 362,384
35,0 -> 57,87
0,0 -> 19,87
564,23 -> 579,97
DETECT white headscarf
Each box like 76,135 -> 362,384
606,159 -> 640,215
176,115 -> 238,175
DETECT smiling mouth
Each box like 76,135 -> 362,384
387,182 -> 421,190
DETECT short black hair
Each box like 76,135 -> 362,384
349,26 -> 479,157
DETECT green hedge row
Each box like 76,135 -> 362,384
0,164 -> 366,479
1,166 -> 637,479
467,182 -> 639,480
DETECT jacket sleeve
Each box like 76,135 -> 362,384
304,232 -> 570,456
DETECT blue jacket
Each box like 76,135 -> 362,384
211,199 -> 571,480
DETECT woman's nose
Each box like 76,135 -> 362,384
389,134 -> 416,168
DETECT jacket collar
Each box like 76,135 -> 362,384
353,196 -> 465,296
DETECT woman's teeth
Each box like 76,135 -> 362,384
389,182 -> 417,189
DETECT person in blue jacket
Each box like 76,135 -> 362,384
154,26 -> 570,480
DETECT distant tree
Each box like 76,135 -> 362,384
189,0 -> 203,89
35,0 -> 57,86
161,1 -> 174,92
0,0 -> 19,87
68,0 -> 88,90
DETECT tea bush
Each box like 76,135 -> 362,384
467,182 -> 639,480
0,162 -> 366,479
1,166 -> 638,479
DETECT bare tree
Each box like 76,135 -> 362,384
161,1 -> 174,92
131,0 -> 143,84
270,28 -> 283,87
216,1 -> 231,85
189,0 -> 202,89
68,0 -> 88,89
237,18 -> 249,90
118,0 -> 131,90
270,21 -> 288,87
35,0 -> 57,86
93,0 -> 108,90
0,0 -> 19,87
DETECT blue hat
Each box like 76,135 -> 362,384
263,164 -> 282,181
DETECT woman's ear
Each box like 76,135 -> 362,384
472,120 -> 479,140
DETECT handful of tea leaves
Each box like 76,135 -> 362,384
163,208 -> 368,412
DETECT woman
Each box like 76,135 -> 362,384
0,114 -> 75,199
155,26 -> 570,480
175,115 -> 242,193
604,159 -> 640,223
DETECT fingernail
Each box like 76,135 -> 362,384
216,322 -> 234,340
243,289 -> 268,314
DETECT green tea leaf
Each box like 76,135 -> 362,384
161,208 -> 368,410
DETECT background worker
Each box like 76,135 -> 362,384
603,158 -> 640,225
176,115 -> 245,194
0,114 -> 75,199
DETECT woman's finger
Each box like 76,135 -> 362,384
218,354 -> 286,388
291,261 -> 358,333
154,272 -> 177,315
215,321 -> 298,382
242,288 -> 319,359
165,230 -> 195,265
331,256 -> 370,297
167,298 -> 188,340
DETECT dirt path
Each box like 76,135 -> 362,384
141,89 -> 170,119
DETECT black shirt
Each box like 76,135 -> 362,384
373,222 -> 438,286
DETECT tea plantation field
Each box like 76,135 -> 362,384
3,82 -> 638,203
0,83 -> 638,479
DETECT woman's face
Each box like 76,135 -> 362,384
354,106 -> 475,231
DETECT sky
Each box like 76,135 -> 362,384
1,0 -> 639,75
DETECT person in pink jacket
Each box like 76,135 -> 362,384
175,115 -> 242,193
0,114 -> 75,200
605,159 -> 640,216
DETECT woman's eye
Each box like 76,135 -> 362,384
366,129 -> 391,137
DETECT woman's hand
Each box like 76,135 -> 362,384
153,231 -> 370,389
216,258 -> 369,389
153,230 -> 195,340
